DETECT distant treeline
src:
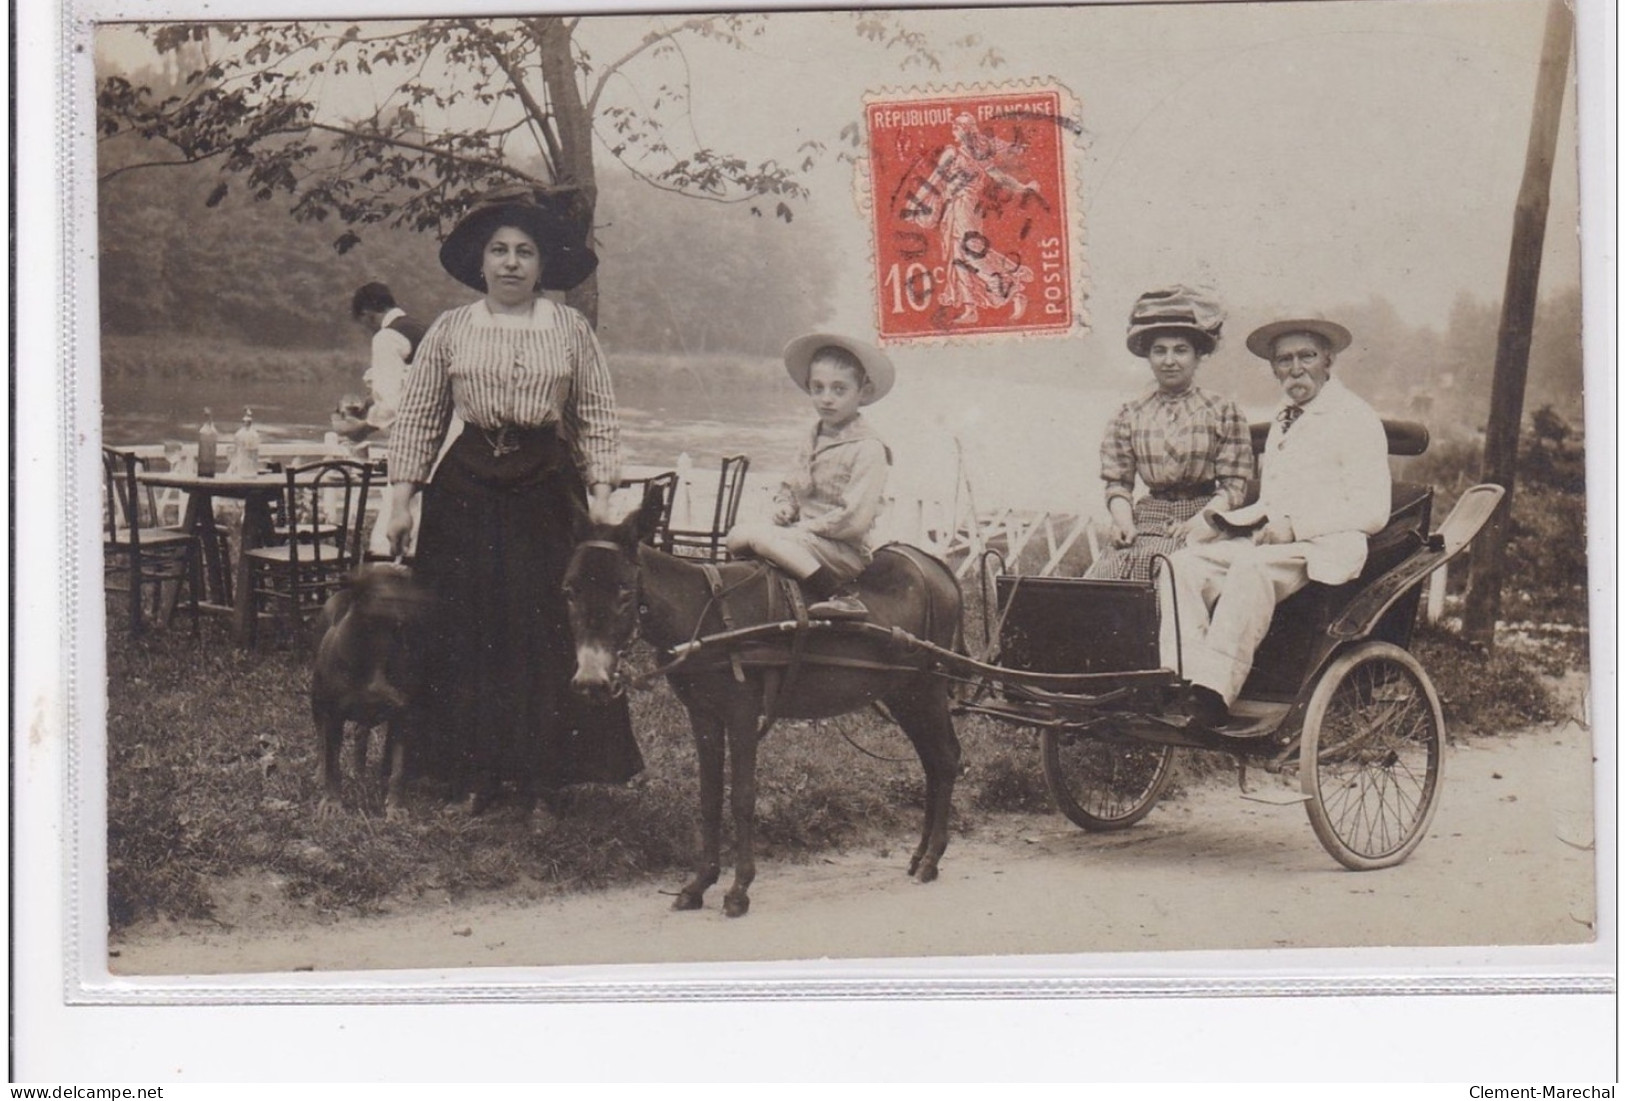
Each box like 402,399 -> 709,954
96,55 -> 1584,435
97,110 -> 838,358
1188,286 -> 1587,442
100,333 -> 357,386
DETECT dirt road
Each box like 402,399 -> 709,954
110,721 -> 1600,976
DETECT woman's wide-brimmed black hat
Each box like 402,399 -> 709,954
438,183 -> 599,293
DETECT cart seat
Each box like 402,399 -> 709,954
1240,481 -> 1434,700
1355,487 -> 1432,579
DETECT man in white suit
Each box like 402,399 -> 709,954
1169,317 -> 1391,728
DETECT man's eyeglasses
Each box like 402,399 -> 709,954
1271,350 -> 1324,374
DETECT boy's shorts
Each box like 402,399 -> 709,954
783,527 -> 869,581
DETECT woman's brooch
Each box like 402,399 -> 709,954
483,426 -> 520,457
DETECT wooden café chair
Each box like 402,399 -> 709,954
616,469 -> 679,548
101,446 -> 202,635
244,459 -> 372,646
663,454 -> 750,562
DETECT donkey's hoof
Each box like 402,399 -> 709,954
671,889 -> 705,911
907,852 -> 923,876
913,859 -> 940,883
723,889 -> 751,918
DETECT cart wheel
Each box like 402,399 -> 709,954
1041,730 -> 1177,831
1299,641 -> 1444,870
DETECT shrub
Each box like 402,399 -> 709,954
1412,626 -> 1556,737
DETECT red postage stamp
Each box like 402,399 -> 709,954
864,86 -> 1077,342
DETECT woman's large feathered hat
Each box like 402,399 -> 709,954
1124,285 -> 1226,358
438,183 -> 599,293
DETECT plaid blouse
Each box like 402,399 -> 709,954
390,299 -> 621,487
1099,385 -> 1253,510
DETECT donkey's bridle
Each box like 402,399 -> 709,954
569,540 -> 644,697
569,540 -> 777,691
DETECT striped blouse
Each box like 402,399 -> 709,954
1099,384 -> 1253,510
389,298 -> 622,487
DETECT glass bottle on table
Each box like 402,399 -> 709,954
233,408 -> 262,475
197,408 -> 218,477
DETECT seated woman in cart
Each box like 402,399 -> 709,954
1086,286 -> 1254,581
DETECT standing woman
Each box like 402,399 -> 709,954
385,186 -> 642,813
1086,286 -> 1254,581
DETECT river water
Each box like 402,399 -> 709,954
98,368 -> 1141,521
98,373 -> 808,477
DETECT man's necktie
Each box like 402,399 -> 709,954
1279,404 -> 1304,434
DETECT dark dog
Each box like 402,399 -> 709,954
311,563 -> 432,818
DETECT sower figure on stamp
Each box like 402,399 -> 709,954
1086,285 -> 1254,583
725,333 -> 894,620
914,113 -> 1039,325
1169,316 -> 1391,729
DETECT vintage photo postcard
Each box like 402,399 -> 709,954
13,0 -> 1615,1077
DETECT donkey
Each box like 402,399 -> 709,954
563,492 -> 963,917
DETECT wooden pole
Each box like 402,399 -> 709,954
1462,0 -> 1574,645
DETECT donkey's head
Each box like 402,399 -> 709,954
563,483 -> 666,701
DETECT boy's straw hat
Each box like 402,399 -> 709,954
782,333 -> 895,405
439,184 -> 598,293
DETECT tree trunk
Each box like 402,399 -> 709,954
1462,0 -> 1574,645
534,18 -> 601,329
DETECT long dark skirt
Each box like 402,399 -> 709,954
411,427 -> 643,801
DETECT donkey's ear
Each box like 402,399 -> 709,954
634,482 -> 667,546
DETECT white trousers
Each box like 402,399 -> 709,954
1165,538 -> 1312,704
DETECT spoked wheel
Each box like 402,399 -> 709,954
1041,727 -> 1178,830
1299,641 -> 1445,870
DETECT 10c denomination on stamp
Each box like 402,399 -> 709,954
864,86 -> 1078,342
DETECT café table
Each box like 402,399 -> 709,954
139,460 -> 668,644
136,468 -> 335,646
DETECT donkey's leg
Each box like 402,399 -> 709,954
722,696 -> 763,918
674,704 -> 725,911
885,680 -> 962,882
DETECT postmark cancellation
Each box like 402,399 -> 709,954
861,83 -> 1086,343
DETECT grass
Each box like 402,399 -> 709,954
104,598 -> 1054,931
1412,622 -> 1562,738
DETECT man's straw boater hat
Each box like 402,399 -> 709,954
1245,317 -> 1353,360
1124,285 -> 1226,358
782,333 -> 896,405
439,183 -> 599,293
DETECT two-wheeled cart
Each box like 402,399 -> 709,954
946,420 -> 1503,869
650,420 -> 1503,870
